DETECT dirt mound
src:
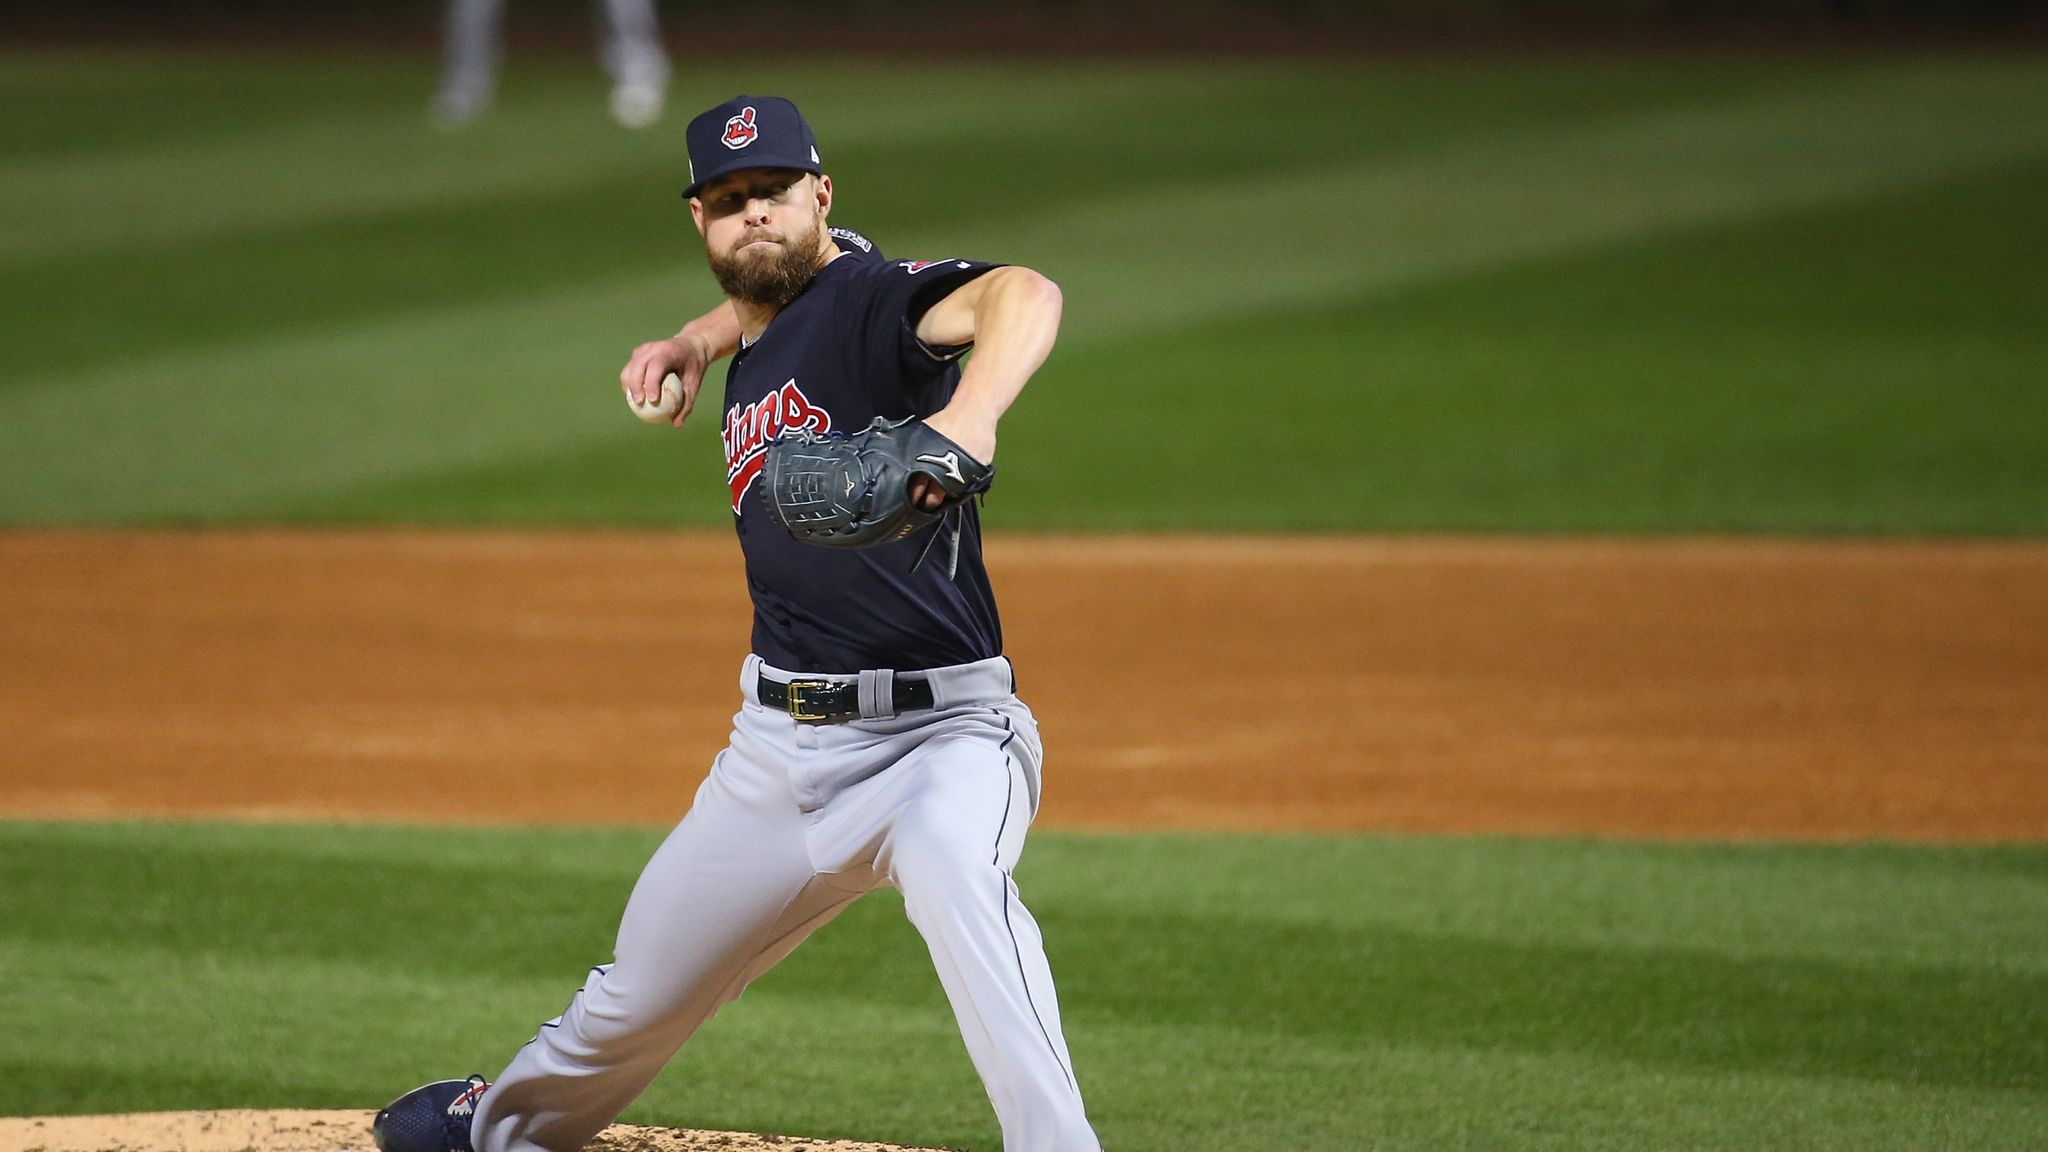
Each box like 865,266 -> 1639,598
0,1110 -> 941,1152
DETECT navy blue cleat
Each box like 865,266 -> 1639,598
372,1075 -> 490,1152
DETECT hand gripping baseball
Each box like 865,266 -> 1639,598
762,417 -> 995,549
620,334 -> 713,428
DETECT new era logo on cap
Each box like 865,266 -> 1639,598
721,106 -> 758,150
683,95 -> 822,199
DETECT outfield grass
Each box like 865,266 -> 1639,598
1,52 -> 2044,531
0,820 -> 2042,1149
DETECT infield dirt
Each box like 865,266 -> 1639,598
3,529 -> 2044,841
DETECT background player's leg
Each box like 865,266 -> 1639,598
471,717 -> 860,1152
595,0 -> 669,128
880,707 -> 1100,1152
434,0 -> 503,126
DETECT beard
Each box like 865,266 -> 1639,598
706,214 -> 825,307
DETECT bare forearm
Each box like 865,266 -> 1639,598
677,299 -> 743,360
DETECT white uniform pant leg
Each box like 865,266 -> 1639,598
472,733 -> 856,1152
595,0 -> 670,91
438,0 -> 504,107
878,707 -> 1100,1152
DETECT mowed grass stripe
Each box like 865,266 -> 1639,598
0,59 -> 1775,384
974,154 -> 2048,533
1,821 -> 2042,1149
0,53 -> 2039,520
0,267 -> 718,521
3,59 -> 2042,525
0,156 -> 696,383
922,59 -> 2048,348
0,54 -> 1795,264
0,941 -> 597,1112
1068,1020 -> 2048,1152
11,822 -> 2044,973
17,835 -> 2044,1088
307,67 -> 2048,530
0,74 -> 634,266
0,54 -> 423,161
0,60 -> 1242,267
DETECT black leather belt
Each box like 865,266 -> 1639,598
757,673 -> 935,723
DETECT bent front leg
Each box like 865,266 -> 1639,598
472,747 -> 856,1152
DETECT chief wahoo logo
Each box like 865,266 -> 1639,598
721,106 -> 759,150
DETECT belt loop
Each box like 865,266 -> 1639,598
742,654 -> 763,705
857,669 -> 896,719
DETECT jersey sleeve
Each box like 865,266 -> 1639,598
835,257 -> 1007,407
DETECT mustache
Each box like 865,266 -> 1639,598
731,230 -> 787,254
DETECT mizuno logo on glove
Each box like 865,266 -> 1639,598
916,452 -> 966,483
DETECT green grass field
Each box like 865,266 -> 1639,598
1,52 -> 2044,530
2,821 -> 2044,1150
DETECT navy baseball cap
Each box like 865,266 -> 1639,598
682,95 -> 822,199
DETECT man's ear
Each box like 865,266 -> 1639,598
689,198 -> 706,236
814,174 -> 832,221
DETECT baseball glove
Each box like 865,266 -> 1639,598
763,416 -> 994,550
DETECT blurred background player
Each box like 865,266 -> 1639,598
434,0 -> 670,128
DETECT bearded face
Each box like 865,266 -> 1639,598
704,202 -> 826,308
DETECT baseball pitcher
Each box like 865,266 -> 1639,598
372,95 -> 1097,1152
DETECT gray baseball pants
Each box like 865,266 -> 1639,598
471,655 -> 1100,1152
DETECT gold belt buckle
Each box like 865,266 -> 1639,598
786,678 -> 833,721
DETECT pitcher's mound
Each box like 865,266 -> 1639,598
0,1111 -> 948,1152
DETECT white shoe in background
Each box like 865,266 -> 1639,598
609,82 -> 664,129
431,87 -> 491,130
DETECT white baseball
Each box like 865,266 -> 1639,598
630,372 -> 684,424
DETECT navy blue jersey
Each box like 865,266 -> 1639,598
720,251 -> 1006,673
